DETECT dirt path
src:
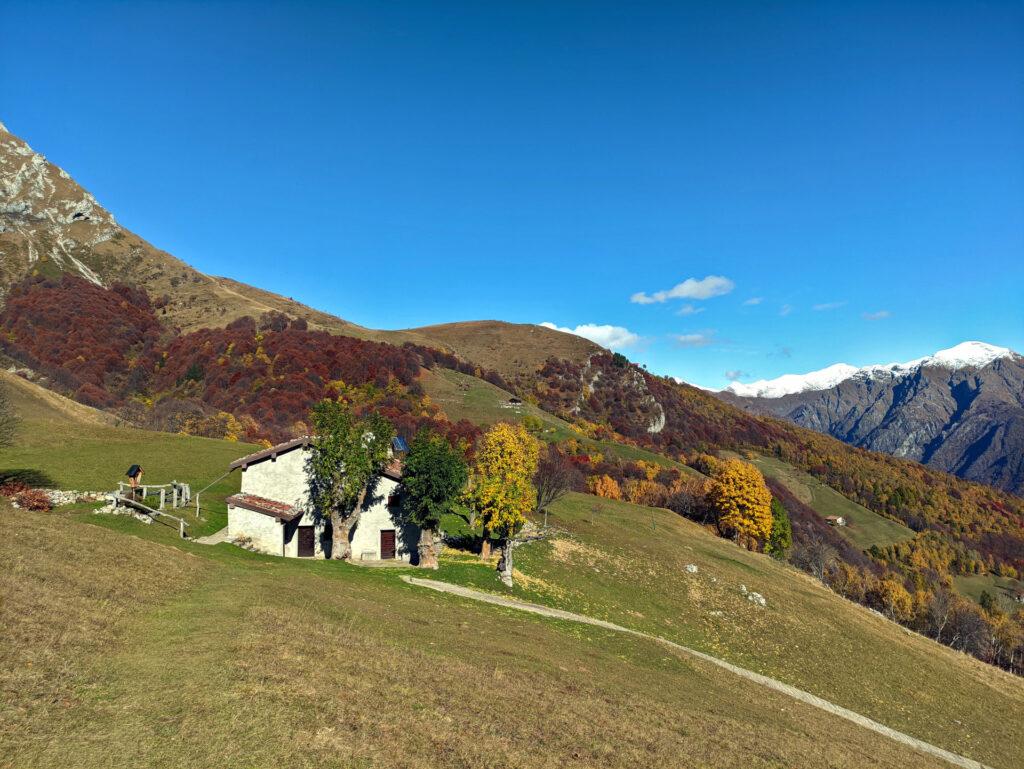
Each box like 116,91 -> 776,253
194,526 -> 229,545
401,576 -> 993,769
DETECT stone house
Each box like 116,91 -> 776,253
225,436 -> 419,562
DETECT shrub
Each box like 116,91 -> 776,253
0,480 -> 30,497
14,489 -> 53,511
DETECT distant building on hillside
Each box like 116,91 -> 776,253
825,515 -> 846,527
225,436 -> 418,562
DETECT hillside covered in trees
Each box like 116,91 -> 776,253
0,275 -> 485,448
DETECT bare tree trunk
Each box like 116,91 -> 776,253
418,527 -> 439,569
333,486 -> 368,560
334,510 -> 360,560
479,527 -> 491,561
330,508 -> 343,559
497,538 -> 514,587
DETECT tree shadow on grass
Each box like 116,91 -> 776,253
0,468 -> 56,487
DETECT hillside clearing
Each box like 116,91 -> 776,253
725,451 -> 915,549
954,573 -> 1024,613
0,505 -> 953,769
428,493 -> 1024,769
402,576 -> 990,769
0,371 -> 251,533
421,367 -> 702,475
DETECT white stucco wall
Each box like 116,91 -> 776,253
227,505 -> 283,555
349,476 -> 420,562
240,447 -> 311,509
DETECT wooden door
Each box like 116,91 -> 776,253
297,526 -> 315,557
380,529 -> 396,560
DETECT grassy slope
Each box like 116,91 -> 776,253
724,450 -> 915,550
1,376 -> 1021,767
422,367 -> 703,476
433,493 -> 1024,769
407,320 -> 599,380
0,370 -> 253,534
1,507 -> 950,769
954,573 -> 1024,613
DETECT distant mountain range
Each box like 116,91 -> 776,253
719,342 -> 1024,495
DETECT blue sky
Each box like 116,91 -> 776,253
3,1 -> 1022,388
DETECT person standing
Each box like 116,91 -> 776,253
126,464 -> 144,499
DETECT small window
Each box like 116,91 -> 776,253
387,494 -> 398,507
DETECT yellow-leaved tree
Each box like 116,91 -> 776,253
707,458 -> 772,549
467,422 -> 539,586
587,474 -> 622,500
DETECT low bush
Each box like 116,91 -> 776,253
14,489 -> 53,511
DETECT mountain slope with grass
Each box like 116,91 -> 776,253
2,119 -> 1023,680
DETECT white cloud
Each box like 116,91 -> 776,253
631,275 -> 734,305
676,304 -> 705,316
673,332 -> 716,348
779,304 -> 793,317
539,322 -> 640,350
724,369 -> 749,380
863,310 -> 891,321
813,301 -> 847,311
743,297 -> 763,306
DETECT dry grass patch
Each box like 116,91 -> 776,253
1,509 -> 954,769
0,506 -> 208,754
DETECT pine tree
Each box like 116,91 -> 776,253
766,497 -> 792,559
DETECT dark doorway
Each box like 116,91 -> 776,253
380,529 -> 396,560
297,526 -> 315,557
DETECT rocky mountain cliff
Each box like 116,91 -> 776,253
720,343 -> 1024,495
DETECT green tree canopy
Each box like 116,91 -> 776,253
401,428 -> 468,569
307,400 -> 394,559
766,497 -> 793,559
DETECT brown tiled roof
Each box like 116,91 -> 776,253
229,436 -> 311,470
382,458 -> 403,480
226,493 -> 303,522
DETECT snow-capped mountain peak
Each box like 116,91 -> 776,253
724,363 -> 859,398
723,341 -> 1016,398
919,341 -> 1013,370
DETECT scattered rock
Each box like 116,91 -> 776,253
9,488 -> 105,509
685,563 -> 699,573
739,584 -> 767,607
93,501 -> 152,524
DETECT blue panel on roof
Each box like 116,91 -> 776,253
392,436 -> 409,453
